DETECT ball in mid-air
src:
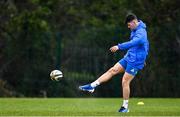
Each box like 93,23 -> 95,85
50,70 -> 63,81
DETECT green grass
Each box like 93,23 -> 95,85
0,98 -> 180,116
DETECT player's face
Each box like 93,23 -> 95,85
127,20 -> 136,30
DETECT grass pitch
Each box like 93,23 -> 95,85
0,98 -> 180,116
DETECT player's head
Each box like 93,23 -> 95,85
125,13 -> 138,30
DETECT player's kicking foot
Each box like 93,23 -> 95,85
79,84 -> 95,93
118,106 -> 129,113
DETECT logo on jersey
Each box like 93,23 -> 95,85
130,69 -> 135,72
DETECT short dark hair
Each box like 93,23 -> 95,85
125,13 -> 137,24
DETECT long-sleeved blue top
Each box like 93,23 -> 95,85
118,20 -> 149,70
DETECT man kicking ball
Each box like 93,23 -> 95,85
79,13 -> 149,113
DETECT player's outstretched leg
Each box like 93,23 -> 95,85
79,63 -> 124,93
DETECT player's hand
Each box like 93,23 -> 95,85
110,45 -> 119,53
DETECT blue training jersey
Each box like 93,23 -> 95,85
118,20 -> 149,70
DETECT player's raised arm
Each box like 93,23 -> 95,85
118,30 -> 145,50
